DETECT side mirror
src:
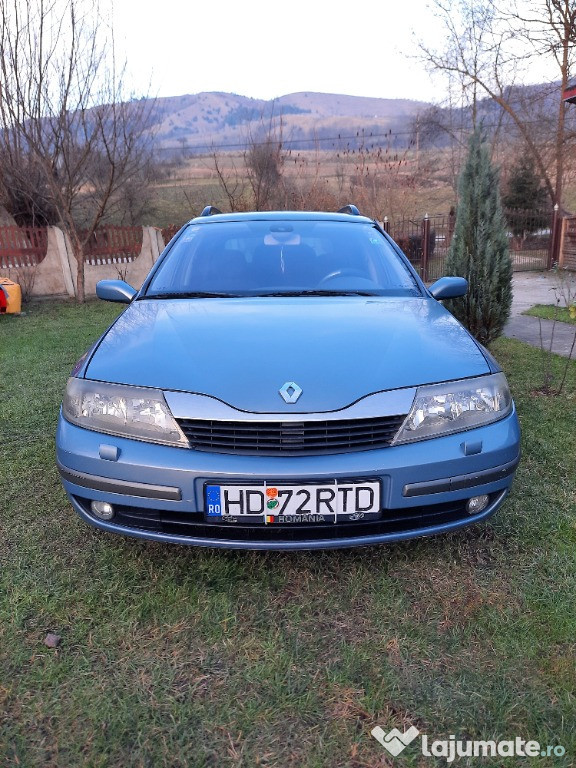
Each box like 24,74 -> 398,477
428,276 -> 468,300
96,280 -> 137,304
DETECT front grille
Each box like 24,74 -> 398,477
176,414 -> 407,455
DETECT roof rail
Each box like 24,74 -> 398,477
200,205 -> 223,217
337,204 -> 361,216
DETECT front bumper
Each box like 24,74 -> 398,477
56,408 -> 521,550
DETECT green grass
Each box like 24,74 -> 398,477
524,304 -> 576,325
1,301 -> 576,767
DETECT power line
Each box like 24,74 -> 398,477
154,130 -> 413,154
154,113 -> 575,155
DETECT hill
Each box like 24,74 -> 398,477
146,91 -> 429,154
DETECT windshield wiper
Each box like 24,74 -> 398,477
143,291 -> 240,299
143,289 -> 380,300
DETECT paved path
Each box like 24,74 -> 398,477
503,272 -> 576,358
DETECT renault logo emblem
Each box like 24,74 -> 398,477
279,381 -> 303,404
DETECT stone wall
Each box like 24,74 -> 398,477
25,226 -> 165,298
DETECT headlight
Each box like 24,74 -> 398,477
62,378 -> 188,447
394,372 -> 512,444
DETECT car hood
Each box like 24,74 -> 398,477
85,297 -> 490,413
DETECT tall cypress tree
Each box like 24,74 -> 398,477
445,128 -> 512,346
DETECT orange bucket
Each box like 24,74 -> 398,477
0,278 -> 22,314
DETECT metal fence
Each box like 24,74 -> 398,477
506,209 -> 551,272
161,224 -> 183,245
80,226 -> 143,266
384,213 -> 454,282
0,226 -> 48,269
385,209 -> 553,280
0,225 -> 144,269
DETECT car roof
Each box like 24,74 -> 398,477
186,210 -> 377,226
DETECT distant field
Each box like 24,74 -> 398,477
148,149 -> 457,227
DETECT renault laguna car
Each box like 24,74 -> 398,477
56,207 -> 521,550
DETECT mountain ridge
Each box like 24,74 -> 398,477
147,91 -> 429,153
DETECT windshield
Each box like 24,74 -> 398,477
144,220 -> 421,298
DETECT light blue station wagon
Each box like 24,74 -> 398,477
56,207 -> 521,549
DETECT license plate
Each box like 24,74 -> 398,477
204,480 -> 381,524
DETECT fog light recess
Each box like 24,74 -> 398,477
466,495 -> 490,515
90,501 -> 115,520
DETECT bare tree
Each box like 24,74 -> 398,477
210,113 -> 287,212
334,129 -> 425,220
0,0 -> 155,301
508,0 -> 576,206
244,115 -> 286,211
210,151 -> 250,212
245,139 -> 284,210
283,138 -> 340,212
419,0 -> 576,206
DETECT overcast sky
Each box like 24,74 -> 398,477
112,0 -> 447,102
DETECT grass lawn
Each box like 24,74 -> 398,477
1,300 -> 575,767
524,304 -> 576,325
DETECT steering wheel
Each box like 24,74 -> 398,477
319,269 -> 366,285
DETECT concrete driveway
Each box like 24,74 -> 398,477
504,271 -> 576,357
